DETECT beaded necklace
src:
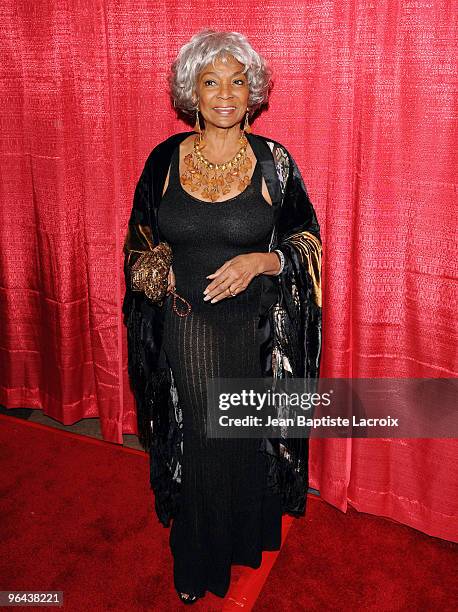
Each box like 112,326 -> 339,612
180,131 -> 252,202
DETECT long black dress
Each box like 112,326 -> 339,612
157,145 -> 283,598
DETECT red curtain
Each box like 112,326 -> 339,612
1,2 -> 456,541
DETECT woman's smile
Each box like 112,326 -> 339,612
212,106 -> 237,115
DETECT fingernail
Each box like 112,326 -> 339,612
203,295 -> 210,301
210,298 -> 217,303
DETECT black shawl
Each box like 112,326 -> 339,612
122,130 -> 322,527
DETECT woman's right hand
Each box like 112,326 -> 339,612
166,265 -> 176,294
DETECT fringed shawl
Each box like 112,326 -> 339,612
122,131 -> 322,527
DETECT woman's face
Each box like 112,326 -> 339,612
194,55 -> 249,131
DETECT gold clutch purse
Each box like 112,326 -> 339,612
123,223 -> 191,316
130,241 -> 172,302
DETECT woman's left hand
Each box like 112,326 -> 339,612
203,253 -> 272,303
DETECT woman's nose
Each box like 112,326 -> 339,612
217,83 -> 234,98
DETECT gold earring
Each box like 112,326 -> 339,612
194,104 -> 203,141
243,110 -> 251,134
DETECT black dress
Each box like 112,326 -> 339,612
157,144 -> 283,598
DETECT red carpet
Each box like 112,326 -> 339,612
253,497 -> 458,611
1,414 -> 456,611
0,415 -> 278,610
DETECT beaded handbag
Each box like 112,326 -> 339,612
124,225 -> 191,317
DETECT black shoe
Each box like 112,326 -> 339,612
178,591 -> 201,605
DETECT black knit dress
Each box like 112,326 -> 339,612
157,145 -> 283,598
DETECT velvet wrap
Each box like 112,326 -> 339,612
122,131 -> 322,527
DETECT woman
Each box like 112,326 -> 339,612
123,29 -> 322,604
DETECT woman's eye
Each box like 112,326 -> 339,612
204,79 -> 216,86
234,79 -> 245,85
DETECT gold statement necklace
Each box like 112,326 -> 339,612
180,131 -> 252,202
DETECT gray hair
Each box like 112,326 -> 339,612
169,29 -> 272,116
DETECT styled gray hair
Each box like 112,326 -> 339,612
169,29 -> 272,116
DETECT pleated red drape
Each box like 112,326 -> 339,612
1,2 -> 456,541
